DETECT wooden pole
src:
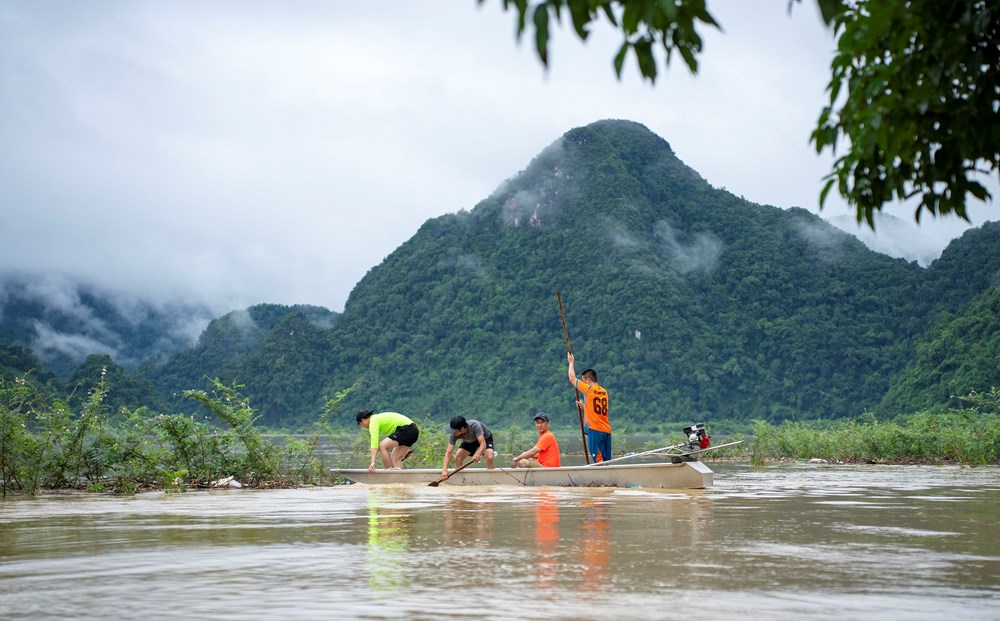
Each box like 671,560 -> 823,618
557,292 -> 590,465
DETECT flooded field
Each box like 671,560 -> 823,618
1,462 -> 997,620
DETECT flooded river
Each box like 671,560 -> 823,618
1,462 -> 997,620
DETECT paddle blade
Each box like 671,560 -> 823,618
428,479 -> 441,487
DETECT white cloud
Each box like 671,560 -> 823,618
654,221 -> 723,275
0,1 -> 994,313
31,322 -> 120,367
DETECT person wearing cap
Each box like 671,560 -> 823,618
511,413 -> 561,468
356,410 -> 420,472
568,352 -> 611,463
440,415 -> 496,479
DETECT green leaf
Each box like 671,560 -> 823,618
968,181 -> 990,202
634,38 -> 657,81
819,178 -> 836,208
658,0 -> 678,22
621,2 -> 640,33
600,3 -> 617,27
678,41 -> 698,73
814,0 -> 845,25
567,0 -> 591,39
613,41 -> 628,78
533,4 -> 550,66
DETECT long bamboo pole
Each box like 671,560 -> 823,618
557,292 -> 590,465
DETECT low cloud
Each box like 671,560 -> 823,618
503,190 -> 545,228
444,253 -> 491,279
793,217 -> 852,263
225,308 -> 260,334
2,272 -> 214,371
608,224 -> 644,251
31,321 -> 120,366
827,213 -> 945,266
654,220 -> 723,275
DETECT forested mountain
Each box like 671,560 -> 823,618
312,120 -> 997,429
3,120 -> 998,430
920,224 -> 1000,308
878,284 -> 1000,415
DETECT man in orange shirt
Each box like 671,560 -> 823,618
511,413 -> 561,468
568,352 -> 611,462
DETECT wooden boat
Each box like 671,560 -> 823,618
334,426 -> 740,489
333,459 -> 714,489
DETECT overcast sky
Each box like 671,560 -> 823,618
1,1 -> 995,314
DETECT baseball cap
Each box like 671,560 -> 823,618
356,410 -> 373,425
533,412 -> 549,422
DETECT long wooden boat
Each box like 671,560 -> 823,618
333,459 -> 714,489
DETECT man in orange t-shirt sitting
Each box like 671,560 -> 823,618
511,412 -> 561,468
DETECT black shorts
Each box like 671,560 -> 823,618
459,433 -> 494,454
389,423 -> 419,447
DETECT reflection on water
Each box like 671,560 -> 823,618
441,495 -> 495,547
0,464 -> 997,620
580,498 -> 609,587
535,492 -> 559,589
367,489 -> 413,592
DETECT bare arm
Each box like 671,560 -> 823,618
567,352 -> 577,385
441,444 -> 454,474
511,444 -> 541,465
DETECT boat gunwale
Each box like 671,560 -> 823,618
332,460 -> 713,489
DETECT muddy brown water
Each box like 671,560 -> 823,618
1,462 -> 997,620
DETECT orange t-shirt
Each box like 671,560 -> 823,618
577,380 -> 611,434
536,430 -> 561,467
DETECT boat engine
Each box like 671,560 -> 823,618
683,423 -> 710,451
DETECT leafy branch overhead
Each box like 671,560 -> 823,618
486,0 -> 999,228
486,0 -> 720,78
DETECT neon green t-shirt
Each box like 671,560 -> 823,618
368,412 -> 414,449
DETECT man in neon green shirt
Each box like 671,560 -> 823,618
356,410 -> 420,472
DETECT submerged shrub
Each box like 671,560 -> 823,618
182,378 -> 283,484
0,377 -> 44,495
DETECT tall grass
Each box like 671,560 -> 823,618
749,388 -> 1000,466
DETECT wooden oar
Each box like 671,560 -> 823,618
557,291 -> 590,465
429,460 -> 475,487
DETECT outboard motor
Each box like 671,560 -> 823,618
683,423 -> 710,451
671,423 -> 711,463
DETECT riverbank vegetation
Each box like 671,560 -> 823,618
2,374 -> 997,496
748,388 -> 1000,466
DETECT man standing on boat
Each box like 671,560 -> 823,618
511,413 -> 561,468
356,410 -> 420,472
441,415 -> 496,478
568,352 -> 611,462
